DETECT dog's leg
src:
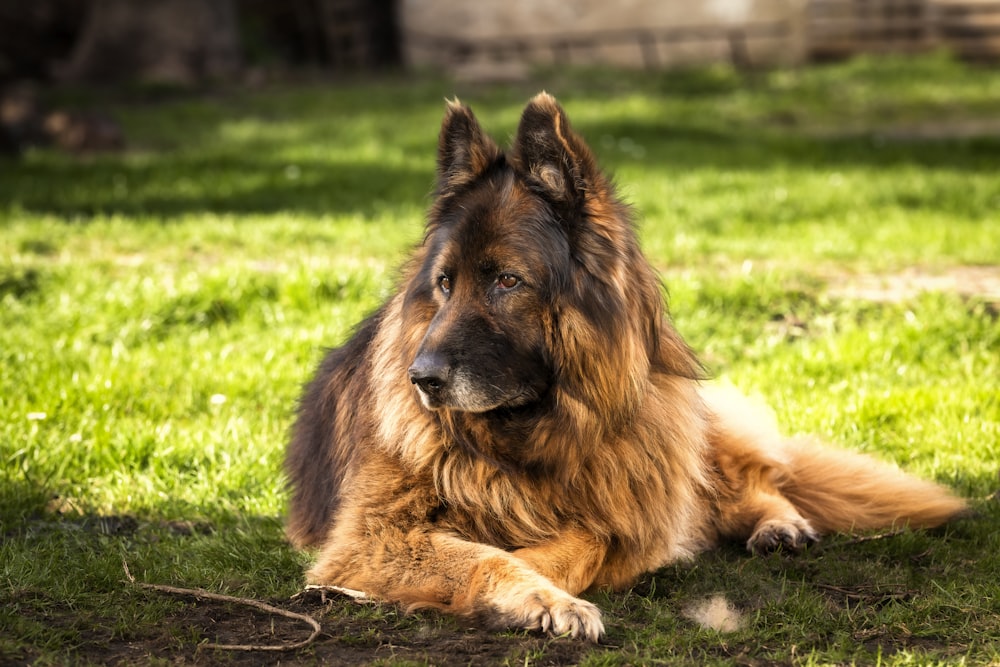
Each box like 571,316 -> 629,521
511,526 -> 608,594
306,463 -> 604,641
708,446 -> 820,554
704,391 -> 820,553
444,533 -> 605,641
728,487 -> 820,554
310,527 -> 604,641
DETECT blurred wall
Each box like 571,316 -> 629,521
400,0 -> 808,71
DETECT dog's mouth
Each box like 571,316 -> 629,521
410,372 -> 543,414
411,379 -> 448,410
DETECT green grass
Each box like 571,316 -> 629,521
2,53 -> 999,665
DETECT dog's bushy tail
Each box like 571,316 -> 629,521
777,437 -> 968,533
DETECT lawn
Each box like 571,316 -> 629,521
2,53 -> 999,665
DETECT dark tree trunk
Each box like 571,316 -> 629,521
59,0 -> 241,84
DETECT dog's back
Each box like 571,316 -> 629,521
286,309 -> 384,548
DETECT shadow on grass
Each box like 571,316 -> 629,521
0,157 -> 435,221
581,119 -> 1000,170
2,118 -> 998,223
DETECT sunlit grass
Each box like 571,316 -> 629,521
2,53 -> 999,665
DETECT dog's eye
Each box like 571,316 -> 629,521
437,275 -> 451,294
496,274 -> 520,290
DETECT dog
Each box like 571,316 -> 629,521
285,93 -> 967,641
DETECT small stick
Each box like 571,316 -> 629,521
122,561 -> 321,652
813,582 -> 911,601
824,528 -> 908,548
292,583 -> 373,603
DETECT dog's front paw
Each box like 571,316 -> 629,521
543,594 -> 604,642
497,586 -> 604,642
747,517 -> 819,554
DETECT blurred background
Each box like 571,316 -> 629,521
5,0 -> 1000,154
2,0 -> 998,88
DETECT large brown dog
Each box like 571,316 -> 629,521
285,93 -> 967,641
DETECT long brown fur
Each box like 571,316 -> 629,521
285,93 -> 967,641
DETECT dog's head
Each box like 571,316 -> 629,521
403,94 -> 699,424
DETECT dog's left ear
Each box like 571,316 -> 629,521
437,99 -> 502,196
511,92 -> 606,210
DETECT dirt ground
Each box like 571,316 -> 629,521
17,590 -> 602,666
826,265 -> 1000,303
15,568 -> 973,666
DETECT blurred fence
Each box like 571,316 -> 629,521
407,21 -> 791,71
807,0 -> 1000,61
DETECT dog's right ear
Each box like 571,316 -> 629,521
510,92 -> 607,211
437,99 -> 501,196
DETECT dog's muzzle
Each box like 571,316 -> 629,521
408,351 -> 450,405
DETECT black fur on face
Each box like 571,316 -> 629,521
403,94 -> 701,426
406,167 -> 570,413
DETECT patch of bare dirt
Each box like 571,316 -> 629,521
826,265 -> 1000,303
57,595 -> 603,667
865,119 -> 1000,142
803,119 -> 1000,142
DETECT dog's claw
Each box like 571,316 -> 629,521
747,518 -> 819,554
501,586 -> 604,642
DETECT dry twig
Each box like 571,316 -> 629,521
122,560 -> 321,652
292,583 -> 373,604
823,528 -> 908,548
813,582 -> 912,602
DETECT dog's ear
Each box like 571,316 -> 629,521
437,99 -> 501,196
511,92 -> 605,209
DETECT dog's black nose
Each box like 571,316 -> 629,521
408,352 -> 449,396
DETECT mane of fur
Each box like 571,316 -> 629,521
361,95 -> 713,572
